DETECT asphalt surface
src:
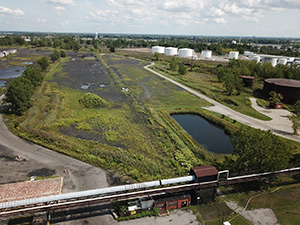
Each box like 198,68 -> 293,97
0,95 -> 110,224
145,63 -> 300,143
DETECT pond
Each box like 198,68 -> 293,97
0,66 -> 26,79
0,80 -> 7,87
171,114 -> 234,154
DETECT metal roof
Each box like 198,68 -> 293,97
190,166 -> 218,178
265,78 -> 300,88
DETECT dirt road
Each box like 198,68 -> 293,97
145,63 -> 300,143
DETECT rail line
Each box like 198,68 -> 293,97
1,166 -> 300,217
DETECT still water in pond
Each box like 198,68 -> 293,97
0,66 -> 25,79
171,114 -> 234,154
0,80 -> 7,87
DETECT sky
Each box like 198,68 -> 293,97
0,0 -> 300,38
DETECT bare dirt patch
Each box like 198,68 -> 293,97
0,144 -> 58,185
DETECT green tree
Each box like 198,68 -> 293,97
153,52 -> 160,61
22,65 -> 43,87
109,45 -> 115,52
269,91 -> 283,108
223,72 -> 235,96
169,57 -> 178,71
37,57 -> 50,71
288,114 -> 300,135
51,49 -> 60,62
178,63 -> 187,75
5,77 -> 34,115
293,100 -> 300,115
230,127 -> 291,175
60,50 -> 66,57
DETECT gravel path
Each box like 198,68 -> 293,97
145,63 -> 300,143
225,201 -> 280,225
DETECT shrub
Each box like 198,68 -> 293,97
79,92 -> 108,108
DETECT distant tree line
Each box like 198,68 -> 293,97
1,35 -> 299,57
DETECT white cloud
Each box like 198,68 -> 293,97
42,0 -> 76,6
36,18 -> 46,23
213,17 -> 226,24
61,20 -> 69,26
0,6 -> 25,16
54,6 -> 66,15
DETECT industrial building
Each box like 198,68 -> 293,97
263,78 -> 300,104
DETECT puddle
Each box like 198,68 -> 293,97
0,80 -> 7,87
0,66 -> 25,79
99,84 -> 105,88
22,62 -> 33,65
81,85 -> 90,90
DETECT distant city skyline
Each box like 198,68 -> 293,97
0,0 -> 300,38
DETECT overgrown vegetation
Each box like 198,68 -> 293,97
79,92 -> 108,108
5,64 -> 45,115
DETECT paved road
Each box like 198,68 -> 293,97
145,63 -> 300,143
0,95 -> 110,224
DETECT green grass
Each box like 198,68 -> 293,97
189,199 -> 251,225
224,179 -> 300,225
150,63 -> 272,121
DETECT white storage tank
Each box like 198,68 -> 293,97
253,55 -> 261,63
244,51 -> 253,57
286,57 -> 295,63
178,48 -> 194,58
152,46 -> 165,54
201,50 -> 212,58
164,47 -> 178,56
229,51 -> 239,59
271,57 -> 278,67
278,58 -> 287,65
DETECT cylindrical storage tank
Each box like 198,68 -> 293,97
229,51 -> 239,59
278,58 -> 287,65
164,47 -> 178,56
201,50 -> 212,58
244,51 -> 253,57
263,78 -> 300,104
152,46 -> 165,54
253,55 -> 261,63
271,58 -> 277,67
178,48 -> 194,58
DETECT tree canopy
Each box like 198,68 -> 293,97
228,127 -> 291,175
5,77 -> 34,115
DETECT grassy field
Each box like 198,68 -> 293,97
150,61 -> 272,121
223,176 -> 300,225
4,53 -> 241,182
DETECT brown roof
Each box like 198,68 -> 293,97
0,177 -> 63,203
265,78 -> 300,88
190,165 -> 218,178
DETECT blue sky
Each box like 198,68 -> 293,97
0,0 -> 299,37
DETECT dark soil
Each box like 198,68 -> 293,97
27,168 -> 56,177
0,144 -> 57,184
51,56 -> 128,104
